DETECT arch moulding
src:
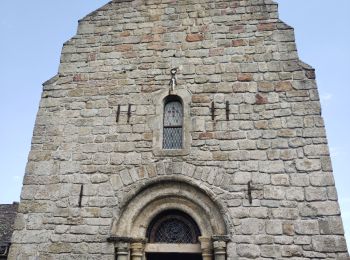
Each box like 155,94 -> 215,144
109,178 -> 231,260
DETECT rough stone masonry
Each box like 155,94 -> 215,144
8,0 -> 349,259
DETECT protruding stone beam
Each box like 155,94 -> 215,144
199,236 -> 213,260
107,236 -> 134,243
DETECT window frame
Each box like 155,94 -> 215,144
152,88 -> 191,157
162,96 -> 184,150
147,210 -> 201,244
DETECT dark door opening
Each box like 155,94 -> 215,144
147,253 -> 202,260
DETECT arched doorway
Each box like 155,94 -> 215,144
108,179 -> 230,260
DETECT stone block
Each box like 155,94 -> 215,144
318,216 -> 345,235
186,33 -> 204,42
300,202 -> 341,217
239,161 -> 258,172
264,186 -> 285,200
12,230 -> 51,243
296,159 -> 321,172
236,244 -> 260,258
70,225 -> 99,235
281,245 -> 303,257
286,187 -> 305,201
260,245 -> 281,258
282,222 -> 295,236
305,187 -> 327,201
233,172 -> 251,184
240,218 -> 265,235
304,144 -> 330,157
271,208 -> 299,220
266,220 -> 283,235
312,235 -> 348,253
92,153 -> 109,165
110,153 -> 124,165
124,152 -> 141,165
271,174 -> 289,186
250,208 -> 268,219
295,220 -> 319,235
290,174 -> 309,187
259,161 -> 284,173
119,169 -> 132,185
238,140 -> 256,150
309,173 -> 335,186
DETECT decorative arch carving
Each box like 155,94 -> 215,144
111,178 -> 229,238
109,178 -> 230,260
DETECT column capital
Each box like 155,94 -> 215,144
199,236 -> 212,249
130,241 -> 145,260
116,241 -> 130,254
213,240 -> 226,251
130,241 -> 145,253
199,236 -> 213,253
212,236 -> 227,260
199,236 -> 213,260
115,241 -> 130,260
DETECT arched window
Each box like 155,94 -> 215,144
147,210 -> 201,244
163,96 -> 183,149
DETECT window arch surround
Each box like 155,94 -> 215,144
163,96 -> 184,149
152,88 -> 192,156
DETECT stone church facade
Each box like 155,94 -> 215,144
8,0 -> 349,259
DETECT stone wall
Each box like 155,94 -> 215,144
0,203 -> 18,259
9,0 -> 349,259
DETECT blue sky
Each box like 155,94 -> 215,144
0,0 -> 349,248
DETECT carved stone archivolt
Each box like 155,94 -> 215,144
109,180 -> 230,260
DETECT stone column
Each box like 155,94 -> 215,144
199,236 -> 213,260
213,240 -> 226,260
130,241 -> 145,260
116,242 -> 130,260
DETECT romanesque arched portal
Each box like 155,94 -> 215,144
108,180 -> 230,260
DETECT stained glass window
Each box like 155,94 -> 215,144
163,98 -> 183,149
147,211 -> 201,244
